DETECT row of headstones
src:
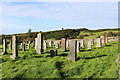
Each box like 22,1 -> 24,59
2,34 -> 119,60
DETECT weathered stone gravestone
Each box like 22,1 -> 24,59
43,40 -> 47,50
77,41 -> 80,52
2,39 -> 8,54
61,38 -> 66,51
28,41 -> 30,49
36,33 -> 44,54
20,42 -> 23,48
80,40 -> 84,48
54,42 -> 59,49
50,49 -> 58,57
22,43 -> 25,51
87,40 -> 92,49
35,38 -> 37,49
49,40 -> 52,47
100,35 -> 106,44
96,38 -> 101,47
10,36 -> 19,59
9,41 -> 12,50
68,39 -> 77,61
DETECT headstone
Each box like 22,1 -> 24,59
61,38 -> 66,51
80,40 -> 84,48
50,49 -> 58,57
10,36 -> 19,59
35,38 -> 37,49
28,41 -> 30,49
68,39 -> 77,61
100,35 -> 105,44
96,38 -> 101,47
2,39 -> 8,54
9,41 -> 12,50
36,33 -> 44,54
43,40 -> 47,50
20,42 -> 23,48
87,40 -> 92,49
66,40 -> 69,48
49,40 -> 52,47
22,43 -> 25,51
77,41 -> 80,52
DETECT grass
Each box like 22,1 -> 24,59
0,41 -> 119,78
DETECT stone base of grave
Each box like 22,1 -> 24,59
2,51 -> 8,55
10,55 -> 20,59
68,57 -> 76,61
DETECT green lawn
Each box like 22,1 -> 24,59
1,41 -> 119,78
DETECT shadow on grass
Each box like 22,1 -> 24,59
76,54 -> 107,61
32,56 -> 43,58
58,53 -> 68,57
105,44 -> 112,47
80,49 -> 92,52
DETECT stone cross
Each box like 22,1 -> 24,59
10,36 -> 19,59
68,39 -> 77,61
61,38 -> 66,51
2,39 -> 8,54
9,41 -> 12,50
96,38 -> 101,47
36,33 -> 44,54
50,49 -> 58,57
87,40 -> 92,49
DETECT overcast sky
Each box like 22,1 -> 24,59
1,2 -> 118,34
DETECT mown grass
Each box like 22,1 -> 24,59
0,41 -> 119,78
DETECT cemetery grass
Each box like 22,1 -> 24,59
1,41 -> 119,78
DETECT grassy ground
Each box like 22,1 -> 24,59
0,41 -> 119,78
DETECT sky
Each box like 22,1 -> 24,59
0,2 -> 118,35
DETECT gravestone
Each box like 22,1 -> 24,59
68,39 -> 77,61
43,40 -> 47,50
77,41 -> 80,52
61,38 -> 66,51
35,38 -> 37,49
22,43 -> 25,51
2,39 -> 8,54
28,41 -> 30,49
80,40 -> 84,48
87,40 -> 92,49
96,38 -> 101,47
49,40 -> 52,47
10,36 -> 19,59
20,42 -> 23,48
9,41 -> 12,50
100,35 -> 105,44
36,33 -> 44,54
50,49 -> 58,57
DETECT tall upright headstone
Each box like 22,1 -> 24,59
2,39 -> 8,54
77,41 -> 80,52
28,41 -> 30,49
35,38 -> 37,49
49,40 -> 52,47
68,39 -> 77,61
9,41 -> 12,50
87,40 -> 92,49
22,43 -> 25,51
10,36 -> 19,59
96,38 -> 101,47
100,35 -> 105,44
36,33 -> 43,54
43,40 -> 47,50
80,40 -> 84,48
61,38 -> 66,51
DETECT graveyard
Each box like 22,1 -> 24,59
0,28 -> 120,79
